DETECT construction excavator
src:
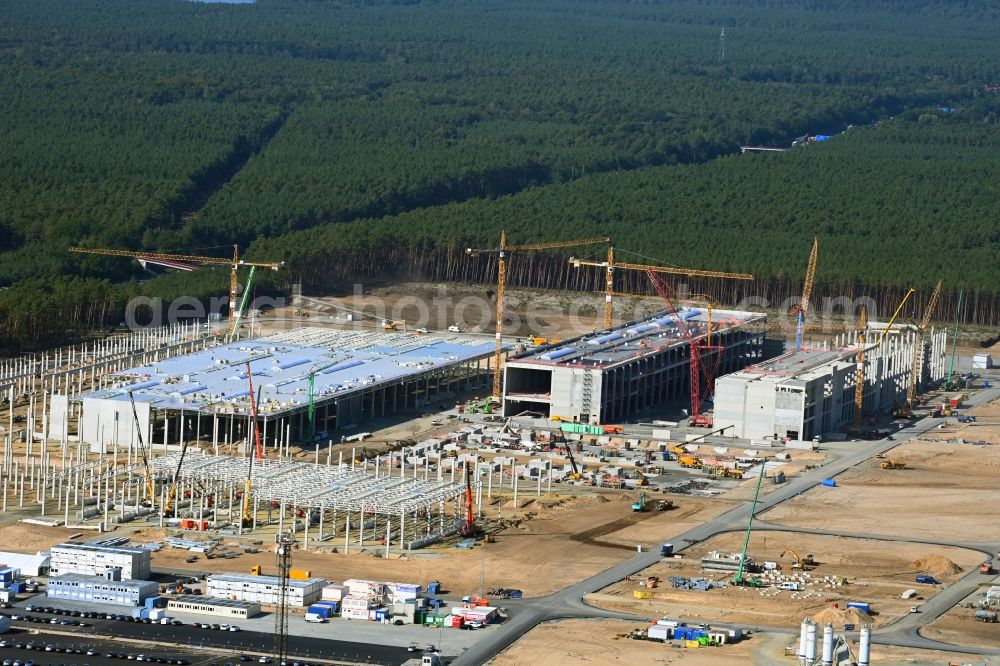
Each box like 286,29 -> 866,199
631,491 -> 673,513
780,548 -> 815,571
880,459 -> 907,470
558,432 -> 583,480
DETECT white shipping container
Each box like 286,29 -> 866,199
647,625 -> 671,641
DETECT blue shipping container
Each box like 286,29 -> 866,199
427,582 -> 441,595
307,605 -> 332,618
144,597 -> 158,609
846,602 -> 870,614
821,479 -> 836,487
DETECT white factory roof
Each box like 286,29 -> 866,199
0,551 -> 49,577
80,327 -> 495,417
723,345 -> 869,385
510,308 -> 765,369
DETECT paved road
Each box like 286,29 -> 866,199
452,386 -> 1000,665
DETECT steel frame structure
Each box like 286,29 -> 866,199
141,453 -> 468,517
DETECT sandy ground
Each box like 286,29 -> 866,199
488,619 -> 993,665
139,492 -> 732,599
922,603 -> 1000,650
270,282 -> 620,339
586,531 -> 981,630
761,402 -> 1000,543
0,522 -> 80,553
488,619 -> 760,666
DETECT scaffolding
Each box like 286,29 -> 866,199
146,453 -> 467,518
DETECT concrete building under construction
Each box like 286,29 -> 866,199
502,307 -> 767,423
68,328 -> 496,453
713,326 -> 948,441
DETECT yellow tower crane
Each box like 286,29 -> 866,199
466,233 -> 612,400
900,281 -> 943,417
568,250 -> 753,329
70,245 -> 283,336
853,289 -> 915,428
852,305 -> 868,429
791,238 -> 819,349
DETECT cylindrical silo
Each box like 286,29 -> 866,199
858,624 -> 872,666
821,623 -> 834,666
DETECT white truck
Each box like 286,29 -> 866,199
304,613 -> 328,623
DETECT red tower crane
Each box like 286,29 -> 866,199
646,270 -> 722,427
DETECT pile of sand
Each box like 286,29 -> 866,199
909,554 -> 962,575
813,606 -> 873,625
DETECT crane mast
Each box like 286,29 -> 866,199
795,238 -> 819,349
646,270 -> 721,427
466,233 -> 611,400
570,251 -> 753,329
904,280 -> 942,411
734,461 -> 767,586
852,305 -> 868,429
853,289 -> 915,428
944,290 -> 964,391
70,245 -> 282,336
127,391 -> 156,504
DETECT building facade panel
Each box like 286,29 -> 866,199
50,543 -> 150,581
504,308 -> 766,424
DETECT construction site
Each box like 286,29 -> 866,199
0,238 -> 996,666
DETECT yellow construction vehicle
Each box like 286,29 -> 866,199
780,548 -> 815,571
715,467 -> 744,479
670,444 -> 687,456
531,337 -> 561,346
250,564 -> 262,576
880,459 -> 907,470
382,319 -> 406,331
678,456 -> 702,468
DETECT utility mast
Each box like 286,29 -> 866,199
719,27 -> 726,63
273,532 -> 294,664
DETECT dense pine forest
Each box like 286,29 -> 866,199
1,0 -> 999,349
